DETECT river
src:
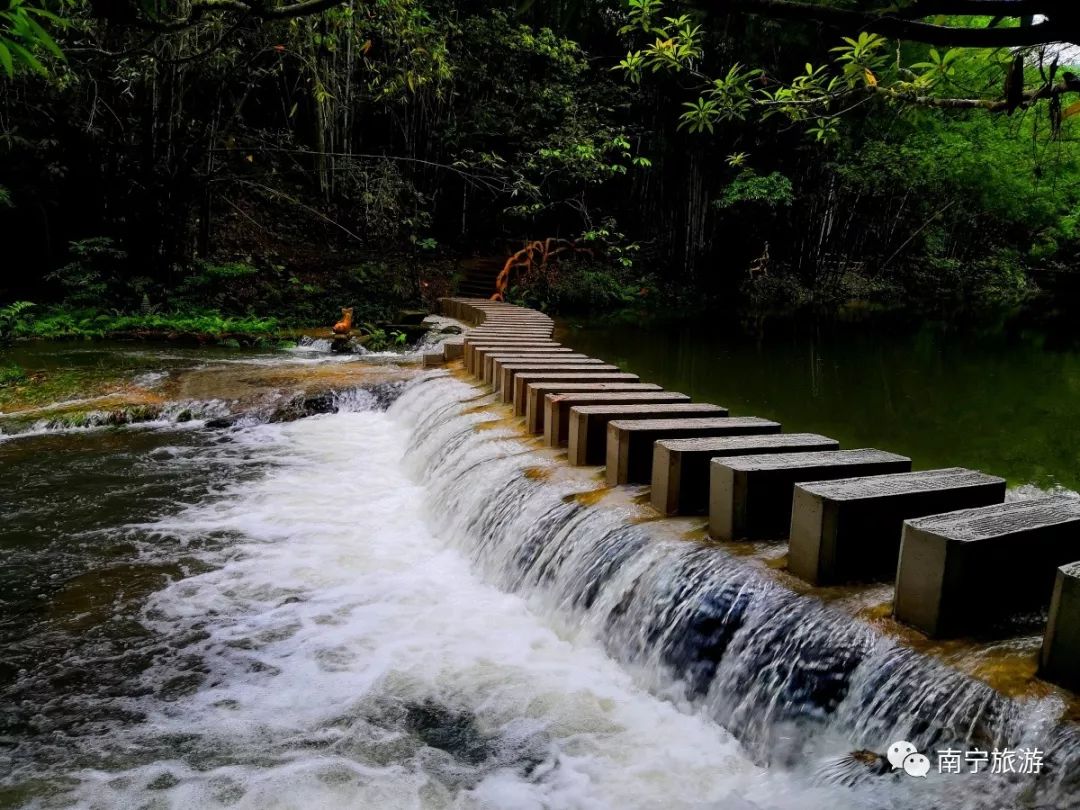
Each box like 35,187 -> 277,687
0,322 -> 1077,809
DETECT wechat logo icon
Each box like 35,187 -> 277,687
887,740 -> 930,778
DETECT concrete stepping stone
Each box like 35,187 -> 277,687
511,371 -> 640,408
477,348 -> 577,379
487,354 -> 595,385
709,449 -> 912,541
894,496 -> 1080,637
543,392 -> 691,445
1041,561 -> 1080,690
496,361 -> 616,395
651,433 -> 839,515
524,383 -> 661,432
464,341 -> 560,372
566,403 -> 728,465
788,468 -> 1006,586
606,417 -> 780,486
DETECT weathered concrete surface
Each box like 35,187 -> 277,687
788,468 -> 1006,586
651,433 -> 839,516
606,417 -> 778,486
488,356 -> 599,387
543,392 -> 691,446
1041,561 -> 1080,690
709,449 -> 912,541
462,334 -> 558,349
464,341 -> 560,373
894,496 -> 1080,637
466,331 -> 554,340
465,327 -> 553,335
485,352 -> 593,385
497,361 -> 617,397
511,371 -> 640,408
479,349 -> 579,381
439,297 -> 554,330
567,403 -> 728,465
524,383 -> 662,433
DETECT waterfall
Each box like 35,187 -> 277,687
392,372 -> 1080,808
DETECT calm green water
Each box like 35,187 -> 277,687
560,313 -> 1080,493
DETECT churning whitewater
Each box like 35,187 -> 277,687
4,367 -> 1075,809
34,373 -> 825,809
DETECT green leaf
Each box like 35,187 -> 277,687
0,40 -> 13,77
6,39 -> 45,75
20,14 -> 63,60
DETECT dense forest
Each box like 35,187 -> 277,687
2,0 -> 1080,337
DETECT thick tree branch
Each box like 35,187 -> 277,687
716,0 -> 1080,47
870,72 -> 1080,110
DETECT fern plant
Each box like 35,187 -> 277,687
0,300 -> 35,343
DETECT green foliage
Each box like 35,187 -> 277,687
46,238 -> 130,308
0,299 -> 34,340
361,324 -> 408,352
0,0 -> 66,78
510,260 -> 652,314
198,261 -> 260,280
14,309 -> 279,340
0,363 -> 27,385
715,170 -> 794,210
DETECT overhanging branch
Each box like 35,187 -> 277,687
716,0 -> 1080,47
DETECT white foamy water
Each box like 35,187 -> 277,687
63,390 -> 843,809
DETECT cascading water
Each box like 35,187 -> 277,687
396,372 -> 1080,809
2,362 -> 1078,809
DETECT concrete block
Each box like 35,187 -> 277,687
651,433 -> 839,516
567,403 -> 728,465
1041,561 -> 1080,690
497,361 -> 616,397
520,382 -> 656,427
709,449 -> 912,541
473,347 -> 573,378
544,392 -> 691,446
513,371 -> 640,410
788,468 -> 1006,586
606,417 -> 779,486
485,351 -> 584,384
464,341 -> 559,373
894,496 -> 1080,637
525,383 -> 660,431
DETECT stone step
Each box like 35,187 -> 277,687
1041,562 -> 1080,690
567,403 -> 729,465
894,496 -> 1080,637
606,417 -> 779,486
485,352 -> 589,385
496,361 -> 617,397
544,392 -> 691,445
470,346 -> 572,376
466,328 -> 554,337
788,468 -> 1006,586
709,449 -> 912,541
521,382 -> 659,430
464,341 -> 560,372
513,371 -> 640,410
651,433 -> 839,516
